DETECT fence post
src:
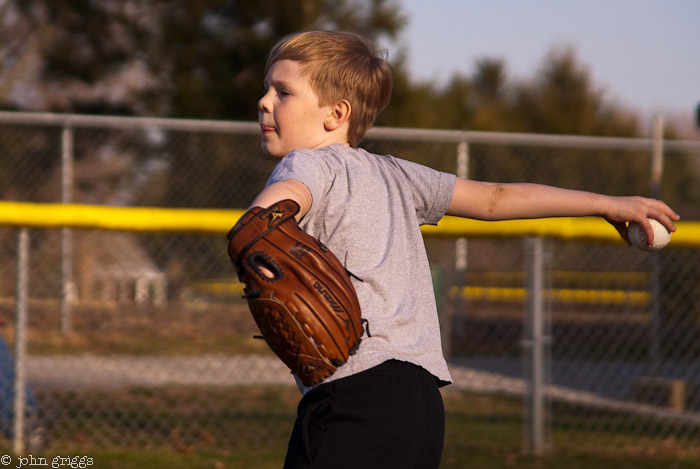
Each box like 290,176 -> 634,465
13,229 -> 29,455
453,141 -> 469,348
648,115 -> 664,376
61,124 -> 75,334
523,236 -> 549,455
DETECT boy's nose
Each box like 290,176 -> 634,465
258,91 -> 271,113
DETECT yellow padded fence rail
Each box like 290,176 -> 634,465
0,201 -> 699,246
0,201 -> 243,234
450,286 -> 650,306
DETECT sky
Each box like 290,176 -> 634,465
393,0 -> 699,126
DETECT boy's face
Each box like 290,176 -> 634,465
258,60 -> 340,158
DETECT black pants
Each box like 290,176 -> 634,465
283,360 -> 445,469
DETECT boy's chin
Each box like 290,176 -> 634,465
260,143 -> 287,159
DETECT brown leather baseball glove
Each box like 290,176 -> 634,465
227,199 -> 364,387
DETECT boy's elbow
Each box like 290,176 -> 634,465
446,179 -> 505,220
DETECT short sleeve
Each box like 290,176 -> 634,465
394,158 -> 456,225
266,150 -> 330,212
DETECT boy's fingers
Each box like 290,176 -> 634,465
651,200 -> 680,226
641,218 -> 656,245
656,216 -> 677,235
607,219 -> 631,245
647,207 -> 679,234
635,199 -> 679,238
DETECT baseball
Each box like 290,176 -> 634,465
628,218 -> 671,251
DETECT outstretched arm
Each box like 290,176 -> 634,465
446,178 -> 680,244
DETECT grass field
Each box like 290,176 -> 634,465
2,386 -> 699,468
1,303 -> 699,467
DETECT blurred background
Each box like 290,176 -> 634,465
1,0 -> 698,134
1,1 -> 700,468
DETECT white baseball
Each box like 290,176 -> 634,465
628,218 -> 671,251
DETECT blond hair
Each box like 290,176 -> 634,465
265,31 -> 393,147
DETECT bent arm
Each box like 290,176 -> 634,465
250,179 -> 312,221
446,178 -> 679,243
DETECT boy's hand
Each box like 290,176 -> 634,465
603,196 -> 680,246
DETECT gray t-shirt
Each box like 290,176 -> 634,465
266,143 -> 456,388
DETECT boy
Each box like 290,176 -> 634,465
250,31 -> 679,468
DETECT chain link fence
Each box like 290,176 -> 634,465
1,112 -> 700,458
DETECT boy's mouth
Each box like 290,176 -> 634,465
260,124 -> 276,133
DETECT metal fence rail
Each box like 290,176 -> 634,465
1,111 -> 700,456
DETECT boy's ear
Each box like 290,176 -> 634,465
324,99 -> 351,131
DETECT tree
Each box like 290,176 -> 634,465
2,0 -> 406,120
1,0 -> 408,204
469,58 -> 514,131
510,47 -> 639,137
